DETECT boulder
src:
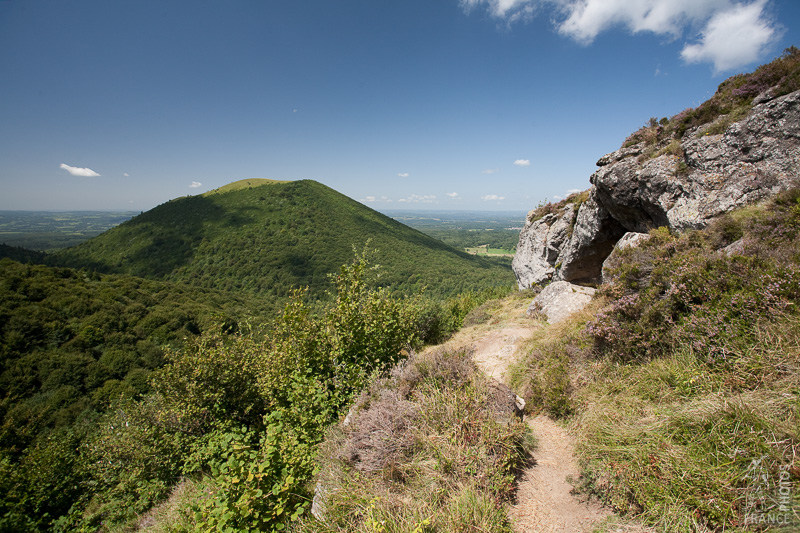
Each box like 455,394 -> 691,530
527,281 -> 596,324
512,204 -> 576,289
554,191 -> 627,284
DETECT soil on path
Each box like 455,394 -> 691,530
431,296 -> 648,533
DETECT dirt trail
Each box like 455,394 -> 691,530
432,297 -> 646,533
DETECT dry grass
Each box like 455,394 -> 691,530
508,193 -> 800,531
135,477 -> 205,532
299,348 -> 533,532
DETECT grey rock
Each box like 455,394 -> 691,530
721,238 -> 746,257
311,481 -> 327,521
527,281 -> 596,324
512,204 -> 576,289
555,191 -> 627,284
594,90 -> 800,233
513,90 -> 800,288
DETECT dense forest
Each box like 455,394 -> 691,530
0,180 -> 517,531
51,180 -> 514,300
0,251 -> 509,531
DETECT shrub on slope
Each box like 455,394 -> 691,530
299,348 -> 533,533
510,190 -> 800,531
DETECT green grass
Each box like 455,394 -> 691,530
464,245 -> 515,256
510,190 -> 800,531
203,178 -> 289,195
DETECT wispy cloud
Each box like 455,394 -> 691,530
460,0 -> 536,24
514,159 -> 530,167
553,195 -> 563,200
398,194 -> 437,203
567,188 -> 582,194
481,194 -> 505,201
60,163 -> 100,177
482,168 -> 499,174
446,192 -> 461,199
123,173 -> 130,177
361,195 -> 393,203
462,0 -> 781,72
681,0 -> 779,73
189,181 -> 202,188
398,172 -> 409,177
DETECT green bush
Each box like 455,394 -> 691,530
68,253 -> 426,531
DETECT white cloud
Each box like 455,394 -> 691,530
189,181 -> 202,188
482,168 -> 499,174
462,0 -> 780,72
362,195 -> 393,203
446,192 -> 461,199
398,172 -> 409,177
398,194 -> 437,203
482,194 -> 505,201
59,163 -> 100,177
460,0 -> 531,18
567,188 -> 582,194
553,195 -> 563,200
681,0 -> 779,73
514,159 -> 530,166
123,173 -> 130,177
556,0 -> 730,44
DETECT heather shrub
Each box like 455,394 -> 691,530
622,47 -> 800,158
302,348 -> 533,532
575,191 -> 800,531
590,194 -> 800,364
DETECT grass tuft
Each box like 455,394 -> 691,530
300,348 -> 534,532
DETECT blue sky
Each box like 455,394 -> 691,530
1,0 -> 797,212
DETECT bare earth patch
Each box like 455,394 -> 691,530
431,295 -> 651,533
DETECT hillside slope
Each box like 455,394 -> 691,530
52,179 -> 513,299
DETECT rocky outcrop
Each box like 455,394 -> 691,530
593,90 -> 800,233
512,204 -> 576,289
527,281 -> 596,324
514,88 -> 800,287
555,193 -> 627,284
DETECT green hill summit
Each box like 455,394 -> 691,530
52,179 -> 512,299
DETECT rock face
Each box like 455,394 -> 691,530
527,281 -> 596,324
593,90 -> 800,233
514,88 -> 800,286
512,204 -> 576,289
556,193 -> 627,284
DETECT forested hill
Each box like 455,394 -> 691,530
52,179 -> 513,299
